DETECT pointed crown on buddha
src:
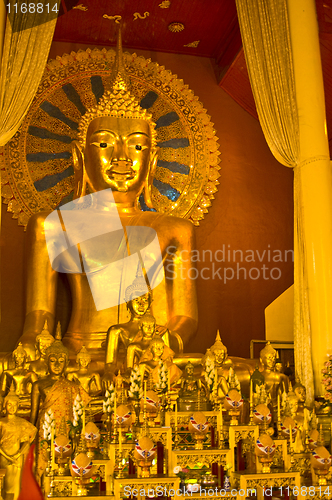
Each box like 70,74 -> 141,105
77,20 -> 157,148
44,322 -> 69,362
210,330 -> 228,356
35,319 -> 54,344
12,342 -> 27,360
5,382 -> 19,404
76,345 -> 91,364
260,341 -> 277,359
125,266 -> 151,303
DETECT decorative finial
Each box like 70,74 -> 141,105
5,382 -> 19,403
55,322 -> 62,340
110,18 -> 131,92
216,330 -> 221,342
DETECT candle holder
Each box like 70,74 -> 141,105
117,451 -> 126,479
47,470 -> 56,498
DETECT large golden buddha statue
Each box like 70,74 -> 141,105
16,25 -> 197,364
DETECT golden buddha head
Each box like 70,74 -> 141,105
12,343 -> 27,368
45,337 -> 69,376
72,25 -> 158,207
210,331 -> 227,365
4,385 -> 19,415
76,345 -> 91,369
35,320 -> 55,357
185,361 -> 194,377
149,337 -> 165,359
139,313 -> 156,339
125,267 -> 152,316
260,342 -> 277,370
293,381 -> 306,403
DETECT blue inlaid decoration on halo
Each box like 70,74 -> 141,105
139,193 -> 156,212
153,179 -> 180,202
91,76 -> 104,104
157,160 -> 189,176
62,84 -> 86,115
27,151 -> 71,163
40,102 -> 79,130
155,112 -> 179,129
28,126 -> 73,144
157,138 -> 189,149
140,91 -> 158,109
34,166 -> 74,192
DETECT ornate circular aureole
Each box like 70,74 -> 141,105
0,48 -> 220,227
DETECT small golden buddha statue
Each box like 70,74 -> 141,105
126,313 -> 168,370
201,349 -> 229,401
209,331 -> 233,380
17,23 -> 197,363
29,320 -> 55,378
30,331 -> 90,479
259,342 -> 289,404
179,362 -> 208,411
139,337 -> 182,385
67,346 -> 102,396
0,386 -> 37,500
0,343 -> 37,399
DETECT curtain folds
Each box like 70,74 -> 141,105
0,5 -> 59,147
236,0 -> 314,401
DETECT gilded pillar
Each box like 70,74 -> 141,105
287,0 -> 332,395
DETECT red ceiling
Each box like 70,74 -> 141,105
54,0 -> 332,153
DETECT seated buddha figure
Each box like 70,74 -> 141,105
179,361 -> 208,411
208,332 -> 242,392
106,272 -> 176,369
67,345 -> 102,397
139,337 -> 182,386
16,26 -> 197,365
259,342 -> 289,404
201,348 -> 229,401
29,320 -> 55,379
0,344 -> 37,401
30,333 -> 90,479
126,313 -> 168,370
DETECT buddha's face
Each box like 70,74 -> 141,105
48,353 -> 67,376
213,348 -> 226,364
38,338 -> 54,357
14,352 -> 26,368
142,320 -> 156,339
275,362 -> 283,373
84,117 -> 153,195
151,342 -> 164,358
5,399 -> 18,416
294,386 -> 306,403
78,357 -> 90,369
261,353 -> 276,369
130,293 -> 150,317
186,365 -> 194,377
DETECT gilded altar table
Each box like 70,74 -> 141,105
231,471 -> 302,500
114,476 -> 180,500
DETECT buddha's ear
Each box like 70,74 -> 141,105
143,147 -> 159,209
71,140 -> 86,199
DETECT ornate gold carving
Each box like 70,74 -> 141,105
133,12 -> 150,21
184,41 -> 200,48
168,22 -> 185,33
53,479 -> 73,496
244,476 -> 297,489
175,451 -> 228,468
103,14 -> 121,23
159,1 -> 171,8
73,4 -> 88,11
94,464 -> 106,480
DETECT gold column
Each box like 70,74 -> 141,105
287,0 -> 332,395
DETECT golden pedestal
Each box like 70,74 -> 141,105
232,471 -> 302,500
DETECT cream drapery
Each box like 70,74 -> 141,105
0,5 -> 59,146
235,0 -> 314,402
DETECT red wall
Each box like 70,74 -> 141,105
0,43 -> 294,358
